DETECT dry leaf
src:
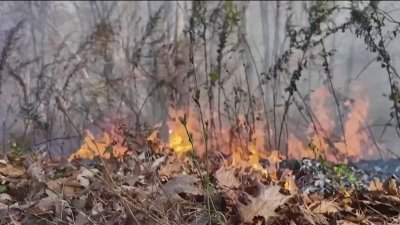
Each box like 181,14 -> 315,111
77,167 -> 99,187
74,212 -> 90,225
160,175 -> 203,203
215,167 -> 240,189
238,183 -> 292,223
159,156 -> 183,178
0,162 -> 26,178
27,162 -> 46,182
337,220 -> 359,225
309,200 -> 339,214
369,179 -> 383,192
35,196 -> 63,214
0,193 -> 12,204
383,176 -> 399,195
151,156 -> 166,168
299,206 -> 320,225
46,178 -> 79,197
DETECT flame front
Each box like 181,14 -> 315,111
164,83 -> 373,167
68,83 -> 374,169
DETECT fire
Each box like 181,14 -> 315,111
68,82 -> 373,169
163,84 -> 372,166
167,108 -> 203,156
288,84 -> 372,162
334,90 -> 370,161
68,131 -> 130,161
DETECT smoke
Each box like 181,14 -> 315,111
0,1 -> 399,159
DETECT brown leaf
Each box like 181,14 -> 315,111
160,175 -> 203,203
337,221 -> 359,225
34,196 -> 63,214
309,200 -> 340,214
369,179 -> 383,192
299,206 -> 326,225
238,183 -> 292,223
383,176 -> 399,195
342,210 -> 365,223
76,167 -> 99,187
215,167 -> 240,189
0,162 -> 26,178
46,178 -> 80,198
158,155 -> 183,178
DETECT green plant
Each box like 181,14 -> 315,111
0,184 -> 6,193
333,163 -> 361,189
179,112 -> 226,225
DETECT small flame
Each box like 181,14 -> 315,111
68,131 -> 129,161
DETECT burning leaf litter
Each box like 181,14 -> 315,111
1,117 -> 400,225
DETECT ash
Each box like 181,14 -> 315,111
278,158 -> 400,195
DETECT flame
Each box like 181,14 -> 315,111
334,91 -> 370,161
160,83 -> 372,174
288,84 -> 372,162
67,80 -> 373,169
68,131 -> 129,161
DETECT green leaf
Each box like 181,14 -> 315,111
189,132 -> 194,143
0,185 -> 7,193
209,72 -> 219,82
105,146 -> 113,155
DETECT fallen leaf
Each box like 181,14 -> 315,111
27,162 -> 46,182
0,162 -> 26,178
337,220 -> 359,225
369,179 -> 383,192
299,206 -> 319,225
160,175 -> 203,203
0,193 -> 12,204
309,200 -> 340,214
74,212 -> 90,225
151,156 -> 166,168
238,183 -> 292,223
46,178 -> 79,197
91,201 -> 104,216
35,195 -> 63,215
383,176 -> 399,195
77,167 -> 99,187
215,167 -> 240,189
159,155 -> 183,178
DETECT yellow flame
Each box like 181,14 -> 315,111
68,132 -> 129,161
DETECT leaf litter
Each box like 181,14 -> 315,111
0,131 -> 400,225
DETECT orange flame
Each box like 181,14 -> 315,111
68,131 -> 130,161
69,82 -> 373,168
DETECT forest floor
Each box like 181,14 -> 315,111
1,130 -> 400,225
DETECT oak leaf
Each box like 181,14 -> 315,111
215,167 -> 240,189
309,200 -> 340,214
238,183 -> 292,223
160,175 -> 203,203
